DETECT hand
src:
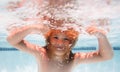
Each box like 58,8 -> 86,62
29,24 -> 50,35
6,1 -> 21,11
86,26 -> 106,38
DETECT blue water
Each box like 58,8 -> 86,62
0,49 -> 120,72
0,0 -> 120,72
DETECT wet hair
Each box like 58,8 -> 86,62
68,51 -> 75,62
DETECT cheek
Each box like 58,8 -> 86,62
64,40 -> 74,47
64,41 -> 71,47
64,42 -> 69,45
49,38 -> 56,45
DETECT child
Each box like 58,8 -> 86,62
7,0 -> 113,72
7,24 -> 113,72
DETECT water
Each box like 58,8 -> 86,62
0,0 -> 120,72
0,50 -> 120,72
0,0 -> 120,33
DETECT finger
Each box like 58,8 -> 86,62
86,26 -> 96,34
89,30 -> 98,35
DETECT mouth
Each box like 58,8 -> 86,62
56,47 -> 65,51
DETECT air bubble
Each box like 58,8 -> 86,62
4,0 -> 118,34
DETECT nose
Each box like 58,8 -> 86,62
56,40 -> 63,46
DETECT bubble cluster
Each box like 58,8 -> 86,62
5,0 -> 120,34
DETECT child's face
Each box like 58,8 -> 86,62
48,31 -> 73,55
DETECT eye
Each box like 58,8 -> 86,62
53,36 -> 58,39
64,38 -> 69,41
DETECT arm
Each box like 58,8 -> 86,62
74,26 -> 113,64
7,24 -> 49,55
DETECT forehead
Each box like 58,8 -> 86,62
50,30 -> 68,37
49,29 -> 78,39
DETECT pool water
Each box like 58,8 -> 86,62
0,49 -> 120,72
0,0 -> 120,72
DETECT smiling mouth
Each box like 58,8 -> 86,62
56,47 -> 65,51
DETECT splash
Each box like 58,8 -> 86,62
0,0 -> 120,34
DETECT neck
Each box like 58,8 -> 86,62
48,51 -> 70,62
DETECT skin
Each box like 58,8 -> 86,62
7,0 -> 113,72
7,24 -> 113,72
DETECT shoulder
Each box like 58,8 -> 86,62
73,52 -> 99,63
74,52 -> 87,59
74,52 -> 99,59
